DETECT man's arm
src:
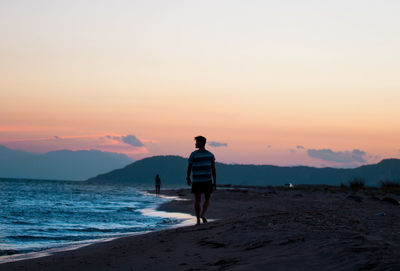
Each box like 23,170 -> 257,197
186,163 -> 192,186
211,161 -> 217,189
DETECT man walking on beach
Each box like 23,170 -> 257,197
155,174 -> 161,196
186,136 -> 217,225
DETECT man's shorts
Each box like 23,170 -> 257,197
191,181 -> 213,194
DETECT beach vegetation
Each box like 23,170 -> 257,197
348,178 -> 365,190
380,180 -> 400,189
379,180 -> 400,195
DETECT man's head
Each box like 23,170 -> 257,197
194,136 -> 207,149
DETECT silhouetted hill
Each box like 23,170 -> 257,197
0,146 -> 133,180
86,156 -> 400,186
86,155 -> 187,184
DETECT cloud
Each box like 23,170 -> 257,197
307,148 -> 367,163
289,149 -> 296,153
351,149 -> 366,162
296,145 -> 304,149
368,154 -> 381,160
1,132 -> 150,160
121,135 -> 144,147
267,145 -> 272,149
209,141 -> 228,147
106,135 -> 120,141
105,134 -> 144,147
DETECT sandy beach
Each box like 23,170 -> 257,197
1,187 -> 399,271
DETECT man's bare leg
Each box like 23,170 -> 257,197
200,193 -> 211,223
194,193 -> 201,225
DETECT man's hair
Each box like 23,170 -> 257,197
194,136 -> 207,145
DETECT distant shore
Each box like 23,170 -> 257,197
1,186 -> 400,271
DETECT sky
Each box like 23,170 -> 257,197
1,0 -> 400,168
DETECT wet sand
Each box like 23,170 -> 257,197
1,187 -> 399,270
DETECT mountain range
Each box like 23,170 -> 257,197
0,145 -> 133,180
86,155 -> 400,186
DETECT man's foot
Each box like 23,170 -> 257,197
201,216 -> 208,223
196,218 -> 201,225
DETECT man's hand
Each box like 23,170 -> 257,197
186,176 -> 191,186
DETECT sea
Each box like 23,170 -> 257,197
0,178 -> 192,262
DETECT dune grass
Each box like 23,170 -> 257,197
348,178 -> 365,190
380,180 -> 400,189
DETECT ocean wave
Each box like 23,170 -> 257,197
11,221 -> 35,225
0,249 -> 23,256
65,226 -> 144,233
116,207 -> 139,213
156,218 -> 180,225
8,235 -> 105,242
1,179 -> 182,258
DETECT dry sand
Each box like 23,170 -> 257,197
1,187 -> 399,271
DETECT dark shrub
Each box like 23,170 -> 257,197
349,178 -> 365,190
380,180 -> 400,189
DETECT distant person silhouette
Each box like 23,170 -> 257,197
155,174 -> 161,196
186,136 -> 216,225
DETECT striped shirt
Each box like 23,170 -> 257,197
188,150 -> 215,183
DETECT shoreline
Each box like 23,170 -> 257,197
0,190 -> 195,264
1,187 -> 399,270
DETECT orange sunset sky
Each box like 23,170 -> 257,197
1,1 -> 400,167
